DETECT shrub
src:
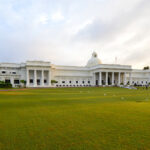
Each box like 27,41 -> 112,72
51,80 -> 58,84
20,80 -> 26,87
143,66 -> 149,70
0,81 -> 5,84
0,82 -> 12,88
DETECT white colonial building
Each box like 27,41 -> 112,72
0,52 -> 150,87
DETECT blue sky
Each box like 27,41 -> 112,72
0,0 -> 150,68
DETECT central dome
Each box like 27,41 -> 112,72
86,52 -> 102,67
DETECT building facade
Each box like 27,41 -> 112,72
0,52 -> 150,87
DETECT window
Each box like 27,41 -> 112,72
5,80 -> 10,84
30,79 -> 33,83
44,79 -> 47,83
37,79 -> 40,85
2,71 -> 6,74
69,81 -> 71,83
62,81 -> 65,83
88,81 -> 90,84
14,80 -> 20,84
76,81 -> 78,84
82,81 -> 85,84
12,72 -> 16,74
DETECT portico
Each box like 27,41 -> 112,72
93,71 -> 132,86
26,61 -> 51,87
26,69 -> 51,87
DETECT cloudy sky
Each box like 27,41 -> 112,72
0,0 -> 150,69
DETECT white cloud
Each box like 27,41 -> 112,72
38,14 -> 49,24
51,11 -> 64,21
0,0 -> 150,69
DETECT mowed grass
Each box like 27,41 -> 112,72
0,87 -> 150,150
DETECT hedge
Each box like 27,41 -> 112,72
0,83 -> 12,88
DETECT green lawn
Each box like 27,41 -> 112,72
0,87 -> 150,150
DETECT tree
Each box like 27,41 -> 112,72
51,80 -> 58,84
143,66 -> 149,70
20,80 -> 26,87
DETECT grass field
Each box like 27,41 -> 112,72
0,87 -> 150,150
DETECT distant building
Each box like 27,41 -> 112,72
0,52 -> 149,87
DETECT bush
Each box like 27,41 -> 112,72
0,82 -> 12,88
51,80 -> 58,84
0,81 -> 5,84
143,66 -> 149,70
20,80 -> 26,88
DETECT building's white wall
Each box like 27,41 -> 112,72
0,63 -> 23,87
0,61 -> 150,87
51,65 -> 92,86
130,70 -> 150,85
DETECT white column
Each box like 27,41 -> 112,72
41,70 -> 44,87
93,73 -> 95,86
99,72 -> 102,86
34,70 -> 37,87
129,72 -> 132,85
26,69 -> 29,87
112,72 -> 114,86
118,72 -> 121,85
105,72 -> 108,85
48,70 -> 51,87
11,77 -> 14,87
124,72 -> 127,85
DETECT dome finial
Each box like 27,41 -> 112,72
92,51 -> 98,58
86,51 -> 102,67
